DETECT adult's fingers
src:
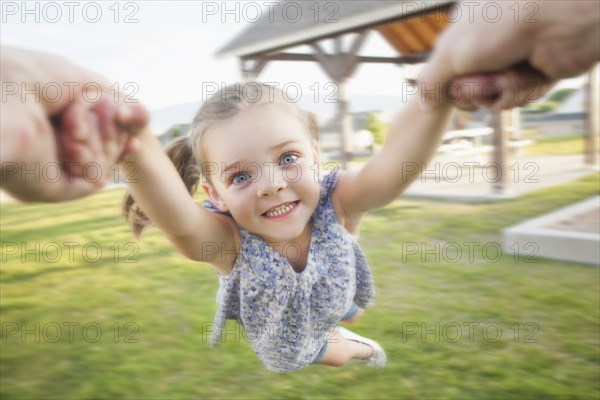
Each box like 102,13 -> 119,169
489,66 -> 554,111
92,97 -> 121,166
528,0 -> 600,81
58,100 -> 88,142
450,64 -> 554,111
418,1 -> 538,112
38,174 -> 106,203
117,103 -> 150,130
57,103 -> 94,177
418,35 -> 526,112
112,103 -> 149,161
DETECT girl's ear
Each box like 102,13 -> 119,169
202,184 -> 229,212
311,139 -> 320,164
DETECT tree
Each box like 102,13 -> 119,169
171,127 -> 182,139
366,112 -> 387,147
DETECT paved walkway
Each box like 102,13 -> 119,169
399,154 -> 598,201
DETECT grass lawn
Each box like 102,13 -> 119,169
525,133 -> 587,156
333,133 -> 592,164
1,173 -> 599,399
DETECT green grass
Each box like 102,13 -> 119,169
525,133 -> 587,156
1,173 -> 599,399
334,133 -> 592,160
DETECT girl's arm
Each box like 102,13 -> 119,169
122,128 -> 236,272
333,96 -> 454,219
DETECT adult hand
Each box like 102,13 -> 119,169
418,1 -> 600,111
1,46 -> 148,202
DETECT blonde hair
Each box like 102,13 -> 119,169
123,82 -> 319,237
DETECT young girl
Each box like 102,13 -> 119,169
121,82 -> 454,372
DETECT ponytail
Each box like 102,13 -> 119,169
122,136 -> 201,238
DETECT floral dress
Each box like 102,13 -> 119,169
203,171 -> 375,372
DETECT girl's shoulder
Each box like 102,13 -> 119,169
328,169 -> 366,235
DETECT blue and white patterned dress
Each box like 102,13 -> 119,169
203,171 -> 375,372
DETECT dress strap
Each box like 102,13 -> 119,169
320,167 -> 340,200
203,199 -> 234,215
202,200 -> 220,213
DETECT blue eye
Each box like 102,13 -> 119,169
232,172 -> 251,185
280,153 -> 298,165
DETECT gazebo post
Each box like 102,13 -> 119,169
509,108 -> 521,156
240,57 -> 268,82
584,64 -> 599,167
338,79 -> 353,167
491,110 -> 512,194
311,40 -> 349,169
311,34 -> 367,170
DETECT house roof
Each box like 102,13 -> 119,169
216,0 -> 454,59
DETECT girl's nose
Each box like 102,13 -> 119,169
257,176 -> 287,197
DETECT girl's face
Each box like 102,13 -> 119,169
202,103 -> 321,245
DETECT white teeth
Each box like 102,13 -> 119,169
264,202 -> 295,217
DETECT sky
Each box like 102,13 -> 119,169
1,1 -> 586,124
1,1 -> 411,111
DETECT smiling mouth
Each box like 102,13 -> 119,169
262,201 -> 299,218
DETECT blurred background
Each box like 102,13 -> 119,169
1,1 -> 599,399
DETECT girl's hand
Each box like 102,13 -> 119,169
56,97 -> 147,185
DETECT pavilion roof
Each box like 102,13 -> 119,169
216,0 -> 454,59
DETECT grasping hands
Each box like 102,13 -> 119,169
1,47 -> 149,202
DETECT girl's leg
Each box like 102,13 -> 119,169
315,331 -> 374,367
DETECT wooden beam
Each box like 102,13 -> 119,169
264,53 -> 317,62
585,64 -> 599,166
240,57 -> 268,80
403,18 -> 433,52
407,15 -> 439,45
392,21 -> 424,54
345,31 -> 369,78
310,41 -> 340,81
348,31 -> 368,57
334,36 -> 343,55
333,37 -> 346,78
377,25 -> 413,55
360,54 -> 429,64
246,52 -> 427,64
422,10 -> 451,32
